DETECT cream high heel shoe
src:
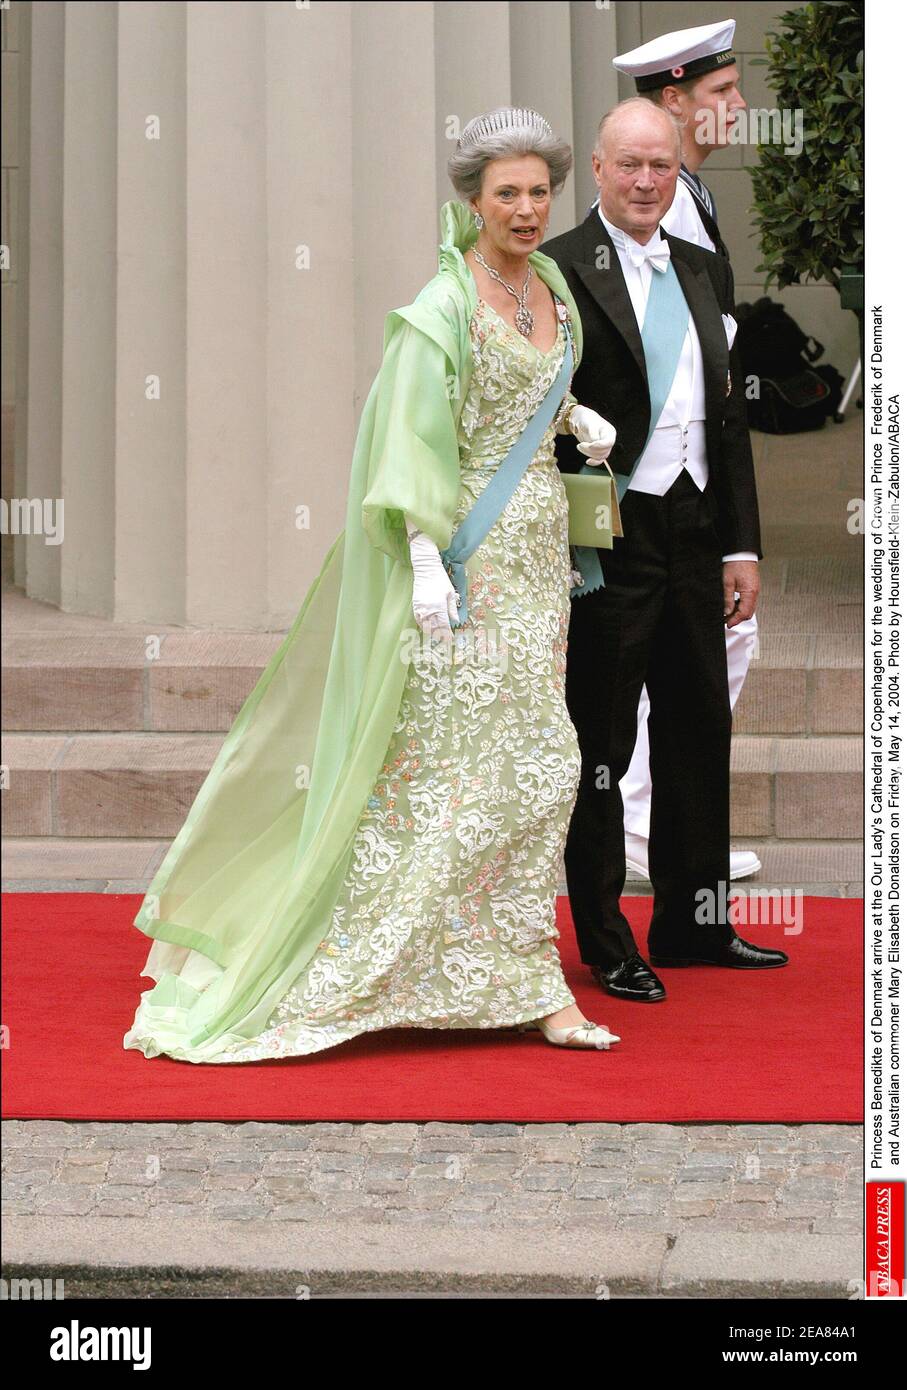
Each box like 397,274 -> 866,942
518,1018 -> 621,1050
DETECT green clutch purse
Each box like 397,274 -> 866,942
563,463 -> 624,549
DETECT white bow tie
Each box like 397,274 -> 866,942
625,238 -> 671,273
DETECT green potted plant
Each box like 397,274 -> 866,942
750,0 -> 863,307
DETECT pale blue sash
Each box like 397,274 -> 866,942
571,258 -> 690,597
441,330 -> 574,628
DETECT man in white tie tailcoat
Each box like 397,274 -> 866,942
543,99 -> 788,1002
611,19 -> 763,888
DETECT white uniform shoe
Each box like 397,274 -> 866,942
625,833 -> 761,881
728,850 -> 762,880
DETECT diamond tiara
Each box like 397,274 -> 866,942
458,107 -> 554,149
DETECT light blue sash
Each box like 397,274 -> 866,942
441,330 -> 574,628
571,258 -> 690,597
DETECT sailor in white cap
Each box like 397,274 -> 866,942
613,19 -> 744,257
611,20 -> 762,884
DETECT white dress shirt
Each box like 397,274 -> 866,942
596,205 -> 757,565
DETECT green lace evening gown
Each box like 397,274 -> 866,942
125,300 -> 581,1060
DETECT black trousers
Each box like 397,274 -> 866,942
563,468 -> 735,967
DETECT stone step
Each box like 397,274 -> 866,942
2,731 -> 861,842
730,736 -> 861,840
753,414 -> 862,553
3,836 -> 862,897
0,1216 -> 861,1299
733,632 -> 859,735
621,840 -> 862,899
0,837 -> 169,889
755,592 -> 862,633
1,733 -> 222,837
2,627 -> 860,736
1,631 -> 283,733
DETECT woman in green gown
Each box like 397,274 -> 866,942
122,107 -> 621,1063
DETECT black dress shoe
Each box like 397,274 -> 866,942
649,935 -> 789,969
591,953 -> 666,1002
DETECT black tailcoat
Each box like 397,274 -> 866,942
538,209 -> 763,963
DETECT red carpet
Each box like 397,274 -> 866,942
2,892 -> 860,1123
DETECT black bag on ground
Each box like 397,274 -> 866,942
734,297 -> 844,433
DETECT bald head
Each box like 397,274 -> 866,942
592,98 -> 681,244
596,97 -> 682,161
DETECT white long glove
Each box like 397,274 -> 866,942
405,514 -> 459,639
568,406 -> 617,465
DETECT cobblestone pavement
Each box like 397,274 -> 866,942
2,1120 -> 861,1235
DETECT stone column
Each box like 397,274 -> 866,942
510,0 -> 575,236
59,0 -> 117,617
18,1 -> 625,629
351,1 -> 438,413
569,0 -> 619,224
268,0 -> 354,627
433,2 -> 512,216
21,0 -> 63,607
115,0 -> 186,623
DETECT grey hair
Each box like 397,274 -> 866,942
448,106 -> 573,202
595,97 -> 683,160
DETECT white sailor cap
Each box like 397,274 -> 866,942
613,19 -> 737,93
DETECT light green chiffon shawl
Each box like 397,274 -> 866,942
126,200 -> 584,1061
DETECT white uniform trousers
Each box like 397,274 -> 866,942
621,615 -> 758,837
